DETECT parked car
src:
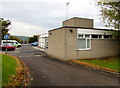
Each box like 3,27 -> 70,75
2,40 -> 21,47
0,43 -> 16,51
31,42 -> 38,46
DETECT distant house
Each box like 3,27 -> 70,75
38,33 -> 48,48
47,17 -> 119,60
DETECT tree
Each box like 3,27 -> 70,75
96,0 -> 120,39
97,1 -> 120,29
9,36 -> 21,43
0,18 -> 11,39
28,35 -> 38,43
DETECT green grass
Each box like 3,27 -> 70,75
79,57 -> 120,72
2,54 -> 18,86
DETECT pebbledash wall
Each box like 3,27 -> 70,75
47,17 -> 119,61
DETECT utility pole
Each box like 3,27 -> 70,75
66,2 -> 70,20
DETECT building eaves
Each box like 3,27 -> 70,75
49,26 -> 114,32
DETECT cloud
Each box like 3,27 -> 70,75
1,2 -> 65,28
9,21 -> 48,36
1,0 -> 110,36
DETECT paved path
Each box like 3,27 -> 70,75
8,45 -> 119,86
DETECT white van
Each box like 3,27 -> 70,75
2,40 -> 21,47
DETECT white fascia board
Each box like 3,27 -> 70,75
77,29 -> 112,35
41,33 -> 48,38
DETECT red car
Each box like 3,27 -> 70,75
0,43 -> 16,51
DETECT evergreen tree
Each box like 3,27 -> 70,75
0,18 -> 11,39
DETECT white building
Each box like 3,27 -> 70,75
38,33 -> 48,48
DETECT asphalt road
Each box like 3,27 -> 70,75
7,45 -> 119,86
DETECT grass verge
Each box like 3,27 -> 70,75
71,57 -> 120,73
2,54 -> 18,86
1,53 -> 25,86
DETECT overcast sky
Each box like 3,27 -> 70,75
0,0 -> 110,37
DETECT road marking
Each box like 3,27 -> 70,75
35,55 -> 42,56
19,56 -> 24,58
18,54 -> 44,58
32,47 -> 45,51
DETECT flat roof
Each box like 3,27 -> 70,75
62,17 -> 93,22
49,26 -> 114,32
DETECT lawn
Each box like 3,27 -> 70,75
78,57 -> 120,72
2,54 -> 19,86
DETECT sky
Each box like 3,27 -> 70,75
0,0 -> 111,37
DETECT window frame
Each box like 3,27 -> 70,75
77,34 -> 91,50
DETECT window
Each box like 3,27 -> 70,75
91,34 -> 112,39
104,35 -> 109,38
77,34 -> 91,50
78,38 -> 86,49
91,35 -> 99,38
85,35 -> 90,38
15,42 -> 18,44
78,34 -> 83,38
109,35 -> 112,39
98,35 -> 102,39
87,39 -> 90,48
3,41 -> 14,44
104,35 -> 112,39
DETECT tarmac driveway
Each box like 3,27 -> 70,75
7,45 -> 119,86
